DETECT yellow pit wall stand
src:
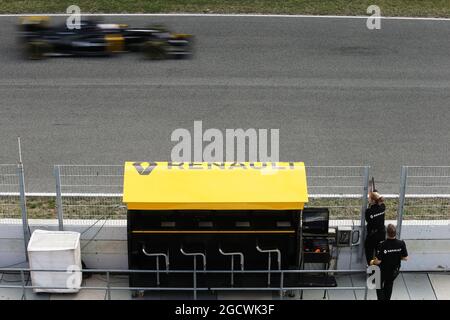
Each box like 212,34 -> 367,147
123,162 -> 309,291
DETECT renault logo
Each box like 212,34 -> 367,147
133,162 -> 158,175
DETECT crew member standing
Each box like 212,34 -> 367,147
371,224 -> 408,300
365,191 -> 386,265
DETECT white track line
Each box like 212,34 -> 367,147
1,192 -> 450,198
0,13 -> 449,21
311,194 -> 450,198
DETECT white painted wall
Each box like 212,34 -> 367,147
1,219 -> 449,271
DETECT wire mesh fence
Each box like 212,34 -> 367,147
53,165 -> 370,222
305,166 -> 369,220
14,164 -> 450,224
24,196 -> 56,219
401,166 -> 450,221
51,164 -> 450,223
0,164 -> 21,223
55,165 -> 126,225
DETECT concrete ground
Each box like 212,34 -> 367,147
0,272 -> 448,300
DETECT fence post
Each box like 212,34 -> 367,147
364,281 -> 368,300
358,166 -> 370,262
20,269 -> 27,300
17,163 -> 30,258
193,258 -> 197,300
106,271 -> 111,300
397,166 -> 408,239
279,271 -> 284,300
54,165 -> 64,231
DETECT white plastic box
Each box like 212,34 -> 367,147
27,230 -> 82,293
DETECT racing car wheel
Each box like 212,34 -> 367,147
26,40 -> 51,60
142,41 -> 167,60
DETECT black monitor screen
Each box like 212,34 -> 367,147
302,209 -> 329,234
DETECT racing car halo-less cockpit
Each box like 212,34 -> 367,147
17,16 -> 194,60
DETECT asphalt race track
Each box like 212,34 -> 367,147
0,15 -> 449,192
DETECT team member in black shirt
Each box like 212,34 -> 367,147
371,224 -> 408,300
365,191 -> 386,265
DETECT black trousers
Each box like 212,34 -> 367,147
376,272 -> 398,300
364,230 -> 386,265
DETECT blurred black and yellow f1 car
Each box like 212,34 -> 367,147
18,16 -> 194,60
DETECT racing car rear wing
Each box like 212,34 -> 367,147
19,16 -> 50,26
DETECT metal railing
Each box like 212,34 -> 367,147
0,164 -> 29,255
305,166 -> 370,221
397,166 -> 450,237
3,164 -> 449,226
52,165 -> 371,221
302,166 -> 370,261
54,165 -> 125,230
0,267 -> 369,300
0,164 -> 22,222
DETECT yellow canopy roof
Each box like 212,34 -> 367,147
123,162 -> 308,210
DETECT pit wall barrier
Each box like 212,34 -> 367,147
1,219 -> 448,271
